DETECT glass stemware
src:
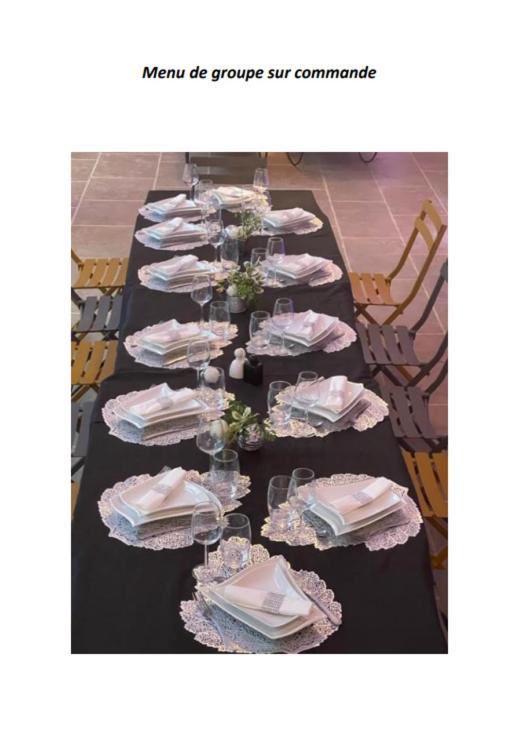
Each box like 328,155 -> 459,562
267,380 -> 292,426
182,162 -> 199,199
210,448 -> 240,501
187,339 -> 211,388
196,416 -> 228,474
267,475 -> 294,530
201,365 -> 226,408
295,371 -> 319,429
220,235 -> 240,272
253,167 -> 269,194
209,300 -> 231,340
250,247 -> 267,267
220,513 -> 252,572
272,297 -> 294,353
190,274 -> 213,327
207,218 -> 224,264
288,467 -> 316,522
267,236 -> 285,284
194,179 -> 214,209
249,310 -> 270,350
191,501 -> 223,582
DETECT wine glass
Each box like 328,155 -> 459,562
267,475 -> 294,530
191,501 -> 223,582
220,513 -> 252,572
209,300 -> 231,340
210,448 -> 239,501
194,179 -> 214,209
267,236 -> 285,284
253,167 -> 269,194
249,310 -> 270,350
187,339 -> 211,389
272,297 -> 294,354
220,235 -> 239,272
267,380 -> 292,426
207,218 -> 224,264
182,162 -> 199,199
295,371 -> 319,429
196,416 -> 227,474
190,274 -> 213,327
288,467 -> 316,522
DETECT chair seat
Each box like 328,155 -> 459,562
72,256 -> 128,290
71,340 -> 117,386
73,294 -> 123,335
348,272 -> 397,307
356,323 -> 421,366
382,384 -> 439,441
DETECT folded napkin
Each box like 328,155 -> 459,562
148,194 -> 187,213
214,186 -> 255,206
223,585 -> 311,617
263,208 -> 314,229
141,320 -> 201,346
316,376 -> 353,413
149,255 -> 200,277
274,253 -> 324,275
147,218 -> 203,242
285,310 -> 336,341
134,467 -> 186,514
325,477 -> 392,516
127,386 -> 195,418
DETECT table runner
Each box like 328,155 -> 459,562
71,190 -> 446,653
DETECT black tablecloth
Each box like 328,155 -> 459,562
71,190 -> 446,653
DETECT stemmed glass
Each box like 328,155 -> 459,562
187,339 -> 211,389
196,416 -> 228,475
288,467 -> 316,523
194,179 -> 214,209
182,162 -> 199,199
191,501 -> 223,582
253,167 -> 269,194
220,513 -> 252,573
267,475 -> 294,530
209,301 -> 231,340
249,310 -> 271,350
267,236 -> 285,284
272,297 -> 294,353
207,218 -> 224,264
190,274 -> 213,327
267,380 -> 292,426
295,371 -> 319,429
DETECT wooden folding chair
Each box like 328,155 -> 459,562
356,260 -> 448,385
71,294 -> 123,340
71,400 -> 94,476
382,361 -> 447,452
71,249 -> 128,300
71,340 -> 117,401
349,200 -> 447,324
401,449 -> 448,569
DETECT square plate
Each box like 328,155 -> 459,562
311,487 -> 403,536
114,384 -> 209,428
294,380 -> 365,422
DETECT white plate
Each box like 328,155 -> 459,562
272,258 -> 326,280
114,384 -> 209,428
311,489 -> 403,536
207,556 -> 323,640
282,316 -> 338,347
294,380 -> 365,422
112,479 -> 219,526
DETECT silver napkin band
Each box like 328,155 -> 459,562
261,592 -> 285,612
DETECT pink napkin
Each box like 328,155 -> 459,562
319,376 -> 352,412
285,310 -> 335,340
141,320 -> 201,346
150,255 -> 199,276
326,477 -> 392,515
135,467 -> 186,513
127,386 -> 194,418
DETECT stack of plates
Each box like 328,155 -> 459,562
205,556 -> 324,640
131,319 -> 217,365
212,186 -> 256,210
292,375 -> 366,423
264,253 -> 329,282
268,310 -> 339,349
113,383 -> 211,438
139,194 -> 202,222
112,469 -> 220,528
309,477 -> 405,536
136,218 -> 206,248
147,255 -> 215,287
263,208 -> 317,233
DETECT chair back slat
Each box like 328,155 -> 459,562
381,325 -> 408,364
71,402 -> 80,450
76,297 -> 97,331
75,401 -> 94,458
107,294 -> 123,331
91,295 -> 112,331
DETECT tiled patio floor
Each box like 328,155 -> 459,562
71,151 -> 447,433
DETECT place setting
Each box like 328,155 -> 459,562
182,541 -> 342,653
267,373 -> 389,439
139,192 -> 203,223
261,469 -> 422,552
135,217 -> 209,251
250,241 -> 343,288
246,302 -> 357,357
137,254 -> 226,293
260,207 -> 323,235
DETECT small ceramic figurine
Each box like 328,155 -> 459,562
229,348 -> 246,379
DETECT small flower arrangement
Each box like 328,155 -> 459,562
236,210 -> 262,241
217,262 -> 264,307
224,399 -> 276,446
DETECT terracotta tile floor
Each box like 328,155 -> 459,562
71,151 -> 448,423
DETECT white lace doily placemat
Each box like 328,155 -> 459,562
124,323 -> 239,370
98,470 -> 251,551
270,387 -> 388,438
246,320 -> 357,358
262,261 -> 343,289
138,264 -> 227,293
135,228 -> 211,252
181,544 -> 342,653
102,387 -> 235,446
261,473 -> 422,551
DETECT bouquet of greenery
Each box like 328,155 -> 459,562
217,262 -> 264,306
236,210 -> 262,241
223,399 -> 276,445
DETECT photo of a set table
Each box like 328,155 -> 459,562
71,182 -> 447,654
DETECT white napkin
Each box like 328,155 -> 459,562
214,186 -> 255,205
148,218 -> 202,241
141,320 -> 201,346
127,386 -> 194,418
134,467 -> 186,514
325,477 -> 392,516
275,253 -> 323,275
317,376 -> 353,413
285,310 -> 336,341
150,255 -> 200,277
263,208 -> 314,228
148,194 -> 187,213
223,585 -> 311,617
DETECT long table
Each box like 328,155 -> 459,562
71,190 -> 446,653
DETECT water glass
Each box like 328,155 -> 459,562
295,370 -> 319,427
272,297 -> 294,353
288,467 -> 316,517
267,380 -> 292,426
267,475 -> 294,530
187,340 -> 211,388
196,416 -> 227,455
250,247 -> 267,266
267,236 -> 285,284
201,365 -> 226,407
210,448 -> 240,501
253,167 -> 269,194
190,274 -> 213,327
194,179 -> 214,208
221,235 -> 240,272
182,162 -> 199,199
249,310 -> 270,350
209,300 -> 231,339
220,513 -> 252,572
191,501 -> 223,582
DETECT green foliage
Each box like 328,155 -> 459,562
217,262 -> 264,306
237,210 -> 262,241
223,399 -> 277,444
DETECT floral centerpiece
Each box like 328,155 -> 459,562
217,261 -> 264,312
223,399 -> 276,451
